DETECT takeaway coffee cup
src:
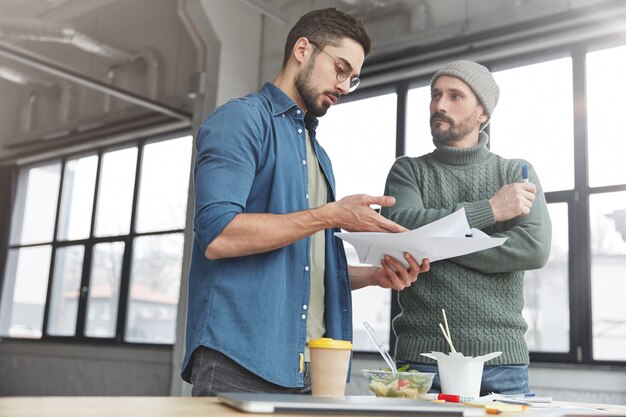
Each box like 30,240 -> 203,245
421,351 -> 502,399
308,338 -> 352,396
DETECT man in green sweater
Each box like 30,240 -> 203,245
381,60 -> 552,394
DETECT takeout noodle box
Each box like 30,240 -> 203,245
362,369 -> 435,399
421,351 -> 502,399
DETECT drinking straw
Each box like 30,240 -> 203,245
363,321 -> 398,375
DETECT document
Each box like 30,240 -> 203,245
334,208 -> 507,267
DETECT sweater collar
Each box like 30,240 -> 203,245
432,131 -> 491,165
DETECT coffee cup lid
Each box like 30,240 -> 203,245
307,338 -> 352,350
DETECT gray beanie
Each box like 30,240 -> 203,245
430,60 -> 500,129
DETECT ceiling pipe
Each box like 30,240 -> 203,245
0,65 -> 51,86
0,17 -> 134,61
0,39 -> 191,122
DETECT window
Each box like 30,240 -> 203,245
490,59 -> 575,354
48,245 -> 84,336
340,39 -> 626,365
587,45 -> 626,188
490,58 -> 575,192
316,92 -> 398,352
589,193 -> 626,361
523,203 -> 570,353
406,85 -> 436,158
586,45 -> 626,361
94,148 -> 138,237
0,135 -> 192,344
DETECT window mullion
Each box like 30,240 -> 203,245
115,143 -> 143,342
570,46 -> 593,363
75,151 -> 104,338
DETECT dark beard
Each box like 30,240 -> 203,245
430,112 -> 476,145
294,58 -> 335,117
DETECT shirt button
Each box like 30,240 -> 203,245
301,314 -> 306,320
304,266 -> 310,272
303,304 -> 308,310
282,114 -> 285,118
296,109 -> 301,115
305,194 -> 309,200
302,160 -> 307,165
297,128 -> 303,134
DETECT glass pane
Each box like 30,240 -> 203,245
316,93 -> 397,199
352,283 -> 392,352
10,163 -> 61,245
125,233 -> 184,343
136,136 -> 192,233
57,155 -> 98,241
85,241 -> 125,338
94,147 -> 137,237
316,93 -> 398,351
491,58 -> 574,192
587,45 -> 626,187
47,245 -> 84,336
406,85 -> 436,158
0,246 -> 52,338
523,203 -> 570,352
590,191 -> 626,361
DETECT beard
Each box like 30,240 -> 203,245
430,112 -> 479,145
294,58 -> 339,117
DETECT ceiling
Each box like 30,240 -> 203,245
0,0 -> 622,162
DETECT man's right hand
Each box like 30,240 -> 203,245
317,194 -> 407,233
489,182 -> 537,222
206,194 -> 406,260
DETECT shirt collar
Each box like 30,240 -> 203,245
260,82 -> 319,131
260,82 -> 300,116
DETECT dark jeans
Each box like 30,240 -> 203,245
396,361 -> 529,396
190,346 -> 312,396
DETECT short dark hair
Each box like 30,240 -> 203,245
281,8 -> 372,68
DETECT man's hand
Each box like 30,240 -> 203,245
350,253 -> 430,291
206,194 -> 406,260
489,182 -> 536,222
318,194 -> 407,233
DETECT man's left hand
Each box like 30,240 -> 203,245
371,253 -> 430,291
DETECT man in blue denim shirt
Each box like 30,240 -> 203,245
182,8 -> 430,396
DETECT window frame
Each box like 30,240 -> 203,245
0,132 -> 192,347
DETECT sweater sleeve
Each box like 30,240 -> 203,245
383,157 -> 552,274
451,163 -> 552,273
381,156 -> 495,229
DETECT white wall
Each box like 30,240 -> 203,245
200,0 -> 262,106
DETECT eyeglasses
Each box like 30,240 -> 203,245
309,41 -> 360,92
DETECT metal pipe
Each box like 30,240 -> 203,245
0,40 -> 191,122
0,17 -> 134,61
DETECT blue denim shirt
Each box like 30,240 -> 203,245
181,83 -> 351,387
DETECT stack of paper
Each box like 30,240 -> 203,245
335,208 -> 507,267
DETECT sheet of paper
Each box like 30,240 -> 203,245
334,208 -> 507,267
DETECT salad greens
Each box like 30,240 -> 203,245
364,367 -> 433,399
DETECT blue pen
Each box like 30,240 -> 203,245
521,165 -> 529,182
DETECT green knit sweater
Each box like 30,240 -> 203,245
381,132 -> 551,365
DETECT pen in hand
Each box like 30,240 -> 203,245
521,165 -> 529,183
